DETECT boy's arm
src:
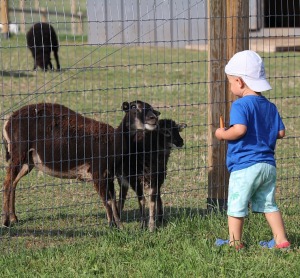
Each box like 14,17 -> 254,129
215,124 -> 247,141
277,129 -> 285,139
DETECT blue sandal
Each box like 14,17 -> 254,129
215,239 -> 229,246
259,239 -> 291,250
215,239 -> 244,250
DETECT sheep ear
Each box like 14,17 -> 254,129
122,102 -> 129,111
178,123 -> 187,132
153,109 -> 160,116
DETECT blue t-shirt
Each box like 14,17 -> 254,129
227,95 -> 285,172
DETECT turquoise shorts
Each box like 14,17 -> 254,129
227,163 -> 279,217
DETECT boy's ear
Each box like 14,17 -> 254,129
238,77 -> 246,88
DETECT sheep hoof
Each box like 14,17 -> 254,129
117,222 -> 124,230
109,220 -> 123,230
148,225 -> 156,233
114,219 -> 124,230
148,220 -> 157,232
140,219 -> 147,230
2,214 -> 18,227
10,215 -> 18,225
2,218 -> 10,227
108,221 -> 116,228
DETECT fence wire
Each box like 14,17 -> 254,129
0,0 -> 299,252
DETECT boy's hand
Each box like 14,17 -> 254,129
215,128 -> 226,140
215,115 -> 226,140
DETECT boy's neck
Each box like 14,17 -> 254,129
242,89 -> 262,97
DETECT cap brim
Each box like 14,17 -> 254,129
242,77 -> 272,92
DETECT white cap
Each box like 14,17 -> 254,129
225,50 -> 272,92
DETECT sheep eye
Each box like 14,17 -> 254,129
178,123 -> 187,132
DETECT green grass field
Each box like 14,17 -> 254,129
0,26 -> 300,276
0,212 -> 300,277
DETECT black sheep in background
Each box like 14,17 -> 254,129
26,23 -> 60,71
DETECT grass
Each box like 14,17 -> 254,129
0,24 -> 300,276
0,211 -> 300,277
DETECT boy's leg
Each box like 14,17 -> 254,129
265,211 -> 288,245
226,167 -> 251,247
228,216 -> 244,246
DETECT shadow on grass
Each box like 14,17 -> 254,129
1,70 -> 35,78
2,206 -> 299,253
1,68 -> 70,77
0,206 -> 213,239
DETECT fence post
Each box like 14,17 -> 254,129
41,7 -> 47,23
20,0 -> 25,33
71,0 -> 76,35
207,0 -> 249,211
77,12 -> 83,35
207,0 -> 228,211
1,0 -> 9,39
226,1 -> 249,110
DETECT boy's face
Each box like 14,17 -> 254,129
227,75 -> 244,97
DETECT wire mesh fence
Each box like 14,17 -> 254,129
0,0 -> 299,252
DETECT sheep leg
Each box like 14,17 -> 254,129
118,184 -> 128,213
156,191 -> 163,223
2,163 -> 31,226
95,182 -> 113,225
33,59 -> 37,70
10,164 -> 32,223
95,180 -> 123,229
148,187 -> 158,232
117,176 -> 129,213
148,186 -> 163,231
135,184 -> 146,229
53,51 -> 60,70
157,196 -> 163,223
44,60 -> 53,72
2,166 -> 14,227
107,182 -> 123,229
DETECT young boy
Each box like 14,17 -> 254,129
215,50 -> 290,250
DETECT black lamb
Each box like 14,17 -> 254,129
117,119 -> 187,231
26,23 -> 60,71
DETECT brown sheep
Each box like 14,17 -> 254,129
2,101 -> 160,228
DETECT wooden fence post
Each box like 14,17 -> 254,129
20,0 -> 25,33
207,0 -> 228,210
77,12 -> 83,35
226,1 -> 249,111
71,0 -> 76,35
1,0 -> 9,38
207,0 -> 249,211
